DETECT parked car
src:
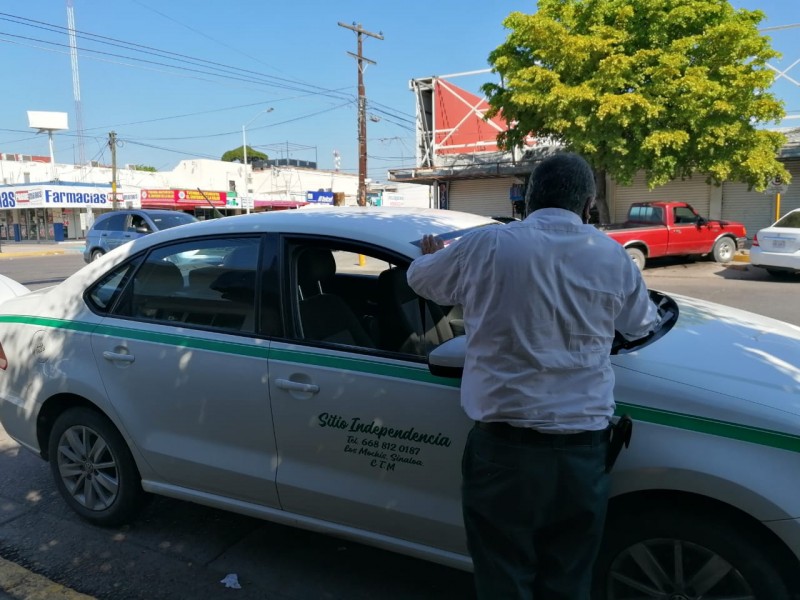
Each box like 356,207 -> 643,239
1,207 -> 799,599
750,208 -> 800,277
83,209 -> 197,263
598,201 -> 747,270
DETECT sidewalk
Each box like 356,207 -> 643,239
0,240 -> 84,259
0,557 -> 94,599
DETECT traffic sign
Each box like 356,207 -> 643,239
766,176 -> 789,195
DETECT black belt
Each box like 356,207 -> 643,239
475,421 -> 610,446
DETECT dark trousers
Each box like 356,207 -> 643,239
462,423 -> 610,600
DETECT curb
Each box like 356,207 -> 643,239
732,253 -> 750,263
0,557 -> 95,599
0,251 -> 67,260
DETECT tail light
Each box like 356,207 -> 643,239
0,342 -> 7,370
752,233 -> 759,247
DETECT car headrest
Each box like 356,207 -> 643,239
297,247 -> 336,291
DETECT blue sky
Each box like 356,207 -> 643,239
1,1 -> 798,183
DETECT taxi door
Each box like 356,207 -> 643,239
268,239 -> 470,555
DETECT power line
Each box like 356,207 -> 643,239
0,11 -> 413,119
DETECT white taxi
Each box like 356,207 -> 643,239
0,207 -> 799,600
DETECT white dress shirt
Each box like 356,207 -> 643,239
407,208 -> 660,432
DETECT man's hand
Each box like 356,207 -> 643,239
420,234 -> 445,255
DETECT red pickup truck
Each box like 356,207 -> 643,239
599,202 -> 747,270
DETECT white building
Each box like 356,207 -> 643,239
0,154 -> 363,242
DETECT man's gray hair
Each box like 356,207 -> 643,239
525,153 -> 596,216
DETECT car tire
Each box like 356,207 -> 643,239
626,247 -> 646,271
593,506 -> 791,600
48,407 -> 145,527
712,237 -> 736,263
90,249 -> 105,262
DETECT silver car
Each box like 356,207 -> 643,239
0,207 -> 799,599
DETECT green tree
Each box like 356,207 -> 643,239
131,164 -> 157,172
484,0 -> 789,222
221,146 -> 268,164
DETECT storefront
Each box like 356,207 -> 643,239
0,183 -> 139,242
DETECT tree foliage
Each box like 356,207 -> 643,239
484,0 -> 789,194
130,164 -> 157,172
221,146 -> 268,164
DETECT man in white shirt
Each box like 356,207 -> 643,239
407,153 -> 660,599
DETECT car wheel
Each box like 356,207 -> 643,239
90,248 -> 105,262
626,248 -> 646,271
593,508 -> 791,600
48,407 -> 145,527
712,237 -> 736,263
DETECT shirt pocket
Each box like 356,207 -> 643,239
565,288 -> 619,366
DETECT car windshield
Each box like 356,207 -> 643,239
774,211 -> 800,228
150,213 -> 198,229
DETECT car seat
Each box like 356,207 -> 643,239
296,247 -> 374,348
377,267 -> 454,355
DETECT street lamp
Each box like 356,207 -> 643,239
242,107 -> 273,214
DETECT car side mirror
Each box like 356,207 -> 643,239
696,216 -> 707,226
428,336 -> 465,378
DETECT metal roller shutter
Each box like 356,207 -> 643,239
612,172 -> 711,223
721,183 -> 772,240
779,160 -> 800,216
722,160 -> 800,237
449,178 -> 516,218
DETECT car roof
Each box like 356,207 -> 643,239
123,207 -> 497,258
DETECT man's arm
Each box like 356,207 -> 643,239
615,267 -> 661,341
406,234 -> 463,306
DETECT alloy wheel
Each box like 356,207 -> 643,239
56,425 -> 120,511
607,538 -> 754,600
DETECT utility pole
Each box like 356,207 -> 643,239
109,131 -> 118,210
338,21 -> 383,207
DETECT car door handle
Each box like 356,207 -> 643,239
275,378 -> 319,394
102,351 -> 135,363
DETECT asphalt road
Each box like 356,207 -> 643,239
0,254 -> 797,599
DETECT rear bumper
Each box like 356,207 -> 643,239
750,248 -> 800,271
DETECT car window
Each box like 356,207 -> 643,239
775,211 -> 800,228
628,205 -> 663,224
86,260 -> 142,312
673,206 -> 698,224
149,212 -> 198,230
105,237 -> 263,335
94,213 -> 126,232
289,240 -> 460,357
129,215 -> 150,232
